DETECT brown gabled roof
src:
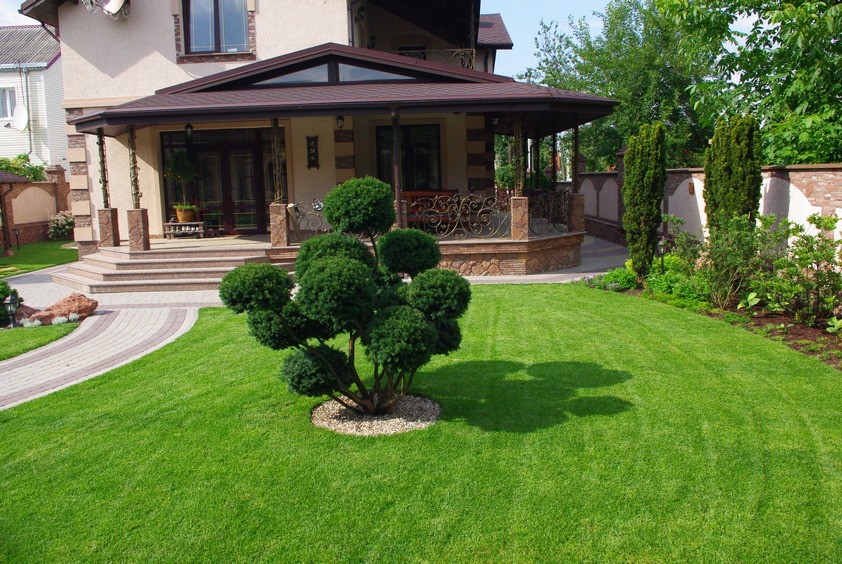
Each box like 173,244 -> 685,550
478,14 -> 513,49
157,43 -> 511,96
18,0 -> 66,28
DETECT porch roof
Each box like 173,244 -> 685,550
70,43 -> 617,139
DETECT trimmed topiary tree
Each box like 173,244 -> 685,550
623,121 -> 666,281
704,114 -> 763,229
220,177 -> 471,415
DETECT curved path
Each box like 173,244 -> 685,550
0,236 -> 627,409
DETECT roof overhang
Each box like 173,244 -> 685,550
18,0 -> 66,28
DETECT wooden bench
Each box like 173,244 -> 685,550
164,222 -> 205,239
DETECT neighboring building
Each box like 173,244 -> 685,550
20,1 -> 615,272
0,25 -> 66,169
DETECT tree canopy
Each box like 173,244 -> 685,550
525,0 -> 713,170
658,0 -> 842,164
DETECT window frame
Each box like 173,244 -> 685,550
0,87 -> 16,120
182,0 -> 249,56
375,124 -> 443,191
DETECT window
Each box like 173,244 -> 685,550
376,125 -> 441,191
184,0 -> 248,54
0,88 -> 16,119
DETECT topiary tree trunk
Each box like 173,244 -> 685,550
623,121 -> 666,281
704,114 -> 763,230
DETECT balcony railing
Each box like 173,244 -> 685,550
393,49 -> 476,70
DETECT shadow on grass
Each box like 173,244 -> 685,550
421,361 -> 633,433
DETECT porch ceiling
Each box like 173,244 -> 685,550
71,81 -> 617,139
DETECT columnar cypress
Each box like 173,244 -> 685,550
623,121 -> 666,281
704,114 -> 763,229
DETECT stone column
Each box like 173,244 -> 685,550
98,208 -> 120,247
66,116 -> 98,258
269,203 -> 289,247
127,209 -> 150,251
511,196 -> 529,241
570,193 -> 585,233
44,165 -> 69,210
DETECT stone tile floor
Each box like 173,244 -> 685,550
0,236 -> 628,409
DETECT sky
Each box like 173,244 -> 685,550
0,0 -> 608,78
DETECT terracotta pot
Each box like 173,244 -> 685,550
175,208 -> 195,223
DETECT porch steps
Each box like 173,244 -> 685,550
51,246 -> 297,294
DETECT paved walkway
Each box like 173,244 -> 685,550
0,236 -> 627,409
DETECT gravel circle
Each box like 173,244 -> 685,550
311,395 -> 441,436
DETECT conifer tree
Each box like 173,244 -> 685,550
623,121 -> 667,280
703,114 -> 763,229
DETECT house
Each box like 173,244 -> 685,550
0,25 -> 66,170
19,0 -> 615,289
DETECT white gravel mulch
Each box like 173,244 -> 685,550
311,394 -> 441,436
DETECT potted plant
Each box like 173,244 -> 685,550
163,151 -> 198,222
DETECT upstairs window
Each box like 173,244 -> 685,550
184,0 -> 249,54
0,88 -> 15,119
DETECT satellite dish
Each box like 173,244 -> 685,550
102,0 -> 129,19
9,106 -> 28,132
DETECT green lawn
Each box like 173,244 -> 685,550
1,285 -> 839,562
0,323 -> 77,361
0,240 -> 77,278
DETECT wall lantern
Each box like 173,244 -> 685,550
3,294 -> 22,328
184,123 -> 194,138
355,5 -> 366,23
368,35 -> 377,48
335,115 -> 345,130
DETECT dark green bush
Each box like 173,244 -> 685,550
0,281 -> 20,326
296,257 -> 375,331
597,267 -> 639,291
431,318 -> 462,356
377,229 -> 441,277
247,301 -> 336,350
405,268 -> 471,321
219,263 -> 293,314
366,306 -> 436,372
323,176 -> 395,235
698,215 -> 759,309
282,345 -> 351,397
295,232 -> 376,280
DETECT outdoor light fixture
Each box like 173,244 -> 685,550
336,115 -> 345,130
12,227 -> 20,250
184,123 -> 194,138
657,235 -> 668,273
355,5 -> 365,23
3,294 -> 22,328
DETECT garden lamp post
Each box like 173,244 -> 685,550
3,294 -> 22,328
13,227 -> 20,250
657,236 -> 668,273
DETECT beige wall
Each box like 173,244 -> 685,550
12,186 -> 57,224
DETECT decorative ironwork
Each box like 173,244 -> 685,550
96,127 -> 110,209
528,189 -> 571,236
287,199 -> 331,243
395,49 -> 476,69
128,125 -> 140,209
407,193 -> 510,240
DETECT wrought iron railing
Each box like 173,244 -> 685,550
407,193 -> 510,240
287,199 -> 331,244
528,189 -> 571,236
394,49 -> 476,69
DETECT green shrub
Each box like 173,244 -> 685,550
48,211 -> 74,240
377,229 -> 441,277
431,318 -> 462,355
366,306 -> 437,372
296,257 -> 376,332
404,268 -> 471,321
323,176 -> 395,235
219,263 -> 293,314
0,281 -> 20,326
495,164 -> 514,190
0,153 -> 45,181
247,302 -> 336,351
623,121 -> 667,281
582,267 -> 638,292
282,345 -> 351,397
295,232 -> 376,280
698,215 -> 759,309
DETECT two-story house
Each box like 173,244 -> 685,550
20,0 -> 615,288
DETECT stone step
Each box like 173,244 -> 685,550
50,272 -> 225,293
97,245 -> 278,260
82,253 -> 269,271
66,264 -> 234,282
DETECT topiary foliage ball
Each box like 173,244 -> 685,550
219,263 -> 293,314
431,318 -> 462,356
295,232 -> 376,280
405,268 -> 471,321
366,306 -> 437,372
282,345 -> 351,397
377,228 -> 442,277
296,257 -> 376,332
323,176 -> 396,235
247,301 -> 337,351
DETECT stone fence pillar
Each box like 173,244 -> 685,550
269,203 -> 289,247
511,196 -> 529,241
127,208 -> 150,251
98,208 -> 120,247
570,193 -> 585,233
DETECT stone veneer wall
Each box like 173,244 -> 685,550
439,233 -> 584,276
66,108 -> 98,257
466,113 -> 495,194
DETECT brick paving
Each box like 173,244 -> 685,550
0,236 -> 627,410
